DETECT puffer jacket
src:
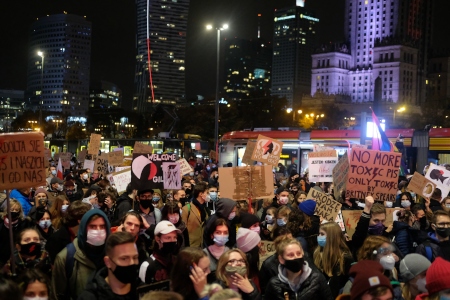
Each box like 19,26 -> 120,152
264,263 -> 333,300
203,198 -> 237,248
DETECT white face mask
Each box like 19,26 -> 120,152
250,227 -> 260,234
379,254 -> 395,270
385,201 -> 393,208
86,229 -> 107,246
416,277 -> 427,293
61,204 -> 69,213
401,200 -> 411,208
56,184 -> 64,191
82,174 -> 88,180
279,196 -> 289,205
24,297 -> 48,300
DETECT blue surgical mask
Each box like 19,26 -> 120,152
440,295 -> 450,300
317,235 -> 326,247
152,197 -> 160,203
61,204 -> 69,213
213,234 -> 229,246
210,192 -> 218,201
39,220 -> 52,229
51,170 -> 57,175
265,215 -> 274,224
228,212 -> 236,220
277,218 -> 286,226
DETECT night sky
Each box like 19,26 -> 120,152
0,0 -> 449,107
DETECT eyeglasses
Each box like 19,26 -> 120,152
227,259 -> 246,266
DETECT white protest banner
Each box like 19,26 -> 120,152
425,164 -> 450,200
346,148 -> 402,201
112,169 -> 132,194
308,150 -> 338,182
60,152 -> 72,169
177,158 -> 193,176
88,133 -> 101,155
333,152 -> 349,200
0,132 -> 47,189
84,159 -> 95,172
307,188 -> 342,222
162,162 -> 181,189
251,135 -> 284,166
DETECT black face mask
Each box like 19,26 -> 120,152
20,242 -> 41,257
436,227 -> 450,238
110,260 -> 138,284
161,241 -> 178,254
283,257 -> 304,273
139,200 -> 154,212
10,211 -> 20,221
185,188 -> 192,194
66,190 -> 74,196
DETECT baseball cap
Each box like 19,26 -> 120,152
154,220 -> 181,236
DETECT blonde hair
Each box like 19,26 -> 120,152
275,238 -> 302,257
216,249 -> 249,286
1,199 -> 24,219
313,222 -> 351,277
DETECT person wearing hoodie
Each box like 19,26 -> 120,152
77,231 -> 139,300
264,238 -> 333,300
203,197 -> 237,248
10,188 -> 33,216
416,210 -> 450,262
52,209 -> 111,300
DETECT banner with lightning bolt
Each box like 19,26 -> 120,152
345,148 -> 402,201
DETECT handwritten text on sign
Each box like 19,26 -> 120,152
308,150 -> 338,182
307,188 -> 342,222
0,132 -> 47,189
346,149 -> 401,201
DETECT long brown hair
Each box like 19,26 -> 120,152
313,222 -> 351,277
357,235 -> 390,261
49,196 -> 68,230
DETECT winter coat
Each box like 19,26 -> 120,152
264,263 -> 333,300
112,193 -> 134,226
10,189 -> 32,216
203,198 -> 236,248
45,224 -> 74,263
77,267 -> 138,300
416,232 -> 450,262
391,221 -> 421,256
182,199 -> 211,248
217,279 -> 261,300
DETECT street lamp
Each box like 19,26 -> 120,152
37,51 -> 44,127
393,106 -> 405,125
206,23 -> 228,155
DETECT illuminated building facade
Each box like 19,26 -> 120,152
27,14 -> 91,116
89,81 -> 122,109
133,0 -> 189,112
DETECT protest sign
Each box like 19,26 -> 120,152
352,144 -> 368,149
112,169 -> 132,194
60,152 -> 72,169
44,148 -> 51,167
162,162 -> 181,189
321,210 -> 346,232
345,149 -> 402,201
342,210 -> 362,239
88,133 -> 101,155
333,152 -> 349,200
115,166 -> 131,172
53,153 -> 60,161
307,188 -> 342,222
425,164 -> 450,200
259,240 -> 275,268
308,150 -> 338,182
219,165 -> 274,200
177,158 -> 193,176
242,141 -> 257,165
0,132 -> 47,189
78,149 -> 87,163
313,145 -> 334,152
407,172 -> 436,199
133,142 -> 153,154
108,150 -> 124,166
131,153 -> 177,191
251,135 -> 283,166
94,153 -> 109,176
83,159 -> 95,171
385,208 -> 403,228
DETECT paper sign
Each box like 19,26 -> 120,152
133,142 -> 153,154
425,164 -> 450,200
313,145 -> 335,152
177,158 -> 193,176
88,133 -> 101,155
346,149 -> 402,201
259,240 -> 275,268
219,165 -> 274,200
94,153 -> 109,176
131,153 -> 177,191
342,210 -> 362,239
308,150 -> 338,182
112,169 -> 132,194
60,152 -> 72,169
84,159 -> 95,172
78,149 -> 87,163
251,135 -> 284,166
115,166 -> 131,172
108,150 -> 124,166
407,172 -> 436,199
307,188 -> 342,222
242,141 -> 257,165
162,162 -> 181,189
0,132 -> 47,189
333,152 -> 349,201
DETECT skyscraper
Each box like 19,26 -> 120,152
133,0 -> 189,112
27,14 -> 91,116
271,3 -> 319,108
311,0 -> 433,104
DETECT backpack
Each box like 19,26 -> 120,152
64,242 -> 77,298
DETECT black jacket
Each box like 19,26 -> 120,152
77,267 -> 138,300
112,194 -> 134,226
45,224 -> 73,263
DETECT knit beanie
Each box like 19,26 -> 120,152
426,257 -> 450,295
350,260 -> 393,300
240,212 -> 260,229
299,200 -> 316,216
236,227 -> 261,253
34,188 -> 48,197
399,254 -> 431,282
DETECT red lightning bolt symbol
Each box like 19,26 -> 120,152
346,217 -> 352,229
262,140 -> 271,154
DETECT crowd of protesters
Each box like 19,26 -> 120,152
0,155 -> 450,300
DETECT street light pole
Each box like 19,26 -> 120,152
37,51 -> 44,127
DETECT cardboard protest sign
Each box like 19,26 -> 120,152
53,153 -> 60,161
251,135 -> 283,166
321,210 -> 346,232
346,149 -> 402,201
242,141 -> 257,165
108,150 -> 124,166
83,159 -> 95,172
407,172 -> 436,199
385,208 -> 403,228
333,152 -> 349,201
425,164 -> 450,200
112,169 -> 131,194
60,152 -> 72,169
162,162 -> 181,189
44,148 -> 51,167
115,166 -> 131,172
307,188 -> 342,222
177,158 -> 193,176
94,153 -> 109,176
0,132 -> 47,189
308,150 -> 338,182
131,153 -> 177,191
342,210 -> 362,239
218,165 -> 274,200
78,149 -> 87,163
259,240 -> 275,268
88,133 -> 101,155
133,142 -> 153,154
